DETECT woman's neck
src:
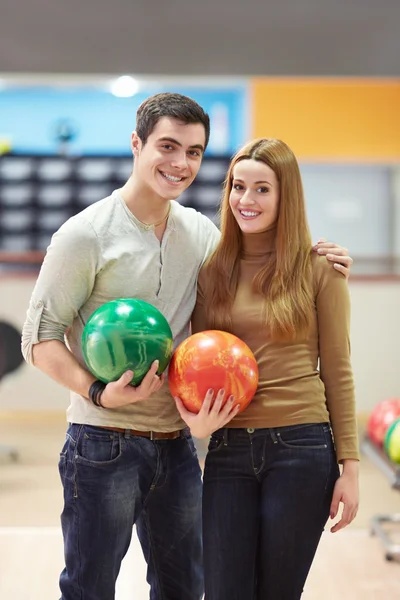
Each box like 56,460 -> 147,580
241,224 -> 277,258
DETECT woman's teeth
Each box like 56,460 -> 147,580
240,210 -> 260,217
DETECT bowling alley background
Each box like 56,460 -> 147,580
1,77 -> 399,417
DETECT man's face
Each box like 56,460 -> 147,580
132,117 -> 206,201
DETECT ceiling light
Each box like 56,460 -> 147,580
110,76 -> 139,98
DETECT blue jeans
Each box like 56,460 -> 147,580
202,423 -> 340,600
58,423 -> 203,600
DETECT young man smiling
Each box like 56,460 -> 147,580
21,92 -> 353,600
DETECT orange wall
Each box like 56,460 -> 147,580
251,79 -> 400,160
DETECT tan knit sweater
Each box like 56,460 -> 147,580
192,226 -> 359,462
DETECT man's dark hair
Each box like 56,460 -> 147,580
136,93 -> 210,150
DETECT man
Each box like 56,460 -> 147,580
22,93 -> 352,600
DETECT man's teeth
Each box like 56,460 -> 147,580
161,172 -> 183,182
240,210 -> 260,217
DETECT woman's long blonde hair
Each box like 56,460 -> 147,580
203,138 -> 314,340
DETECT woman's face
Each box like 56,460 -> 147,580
229,159 -> 280,234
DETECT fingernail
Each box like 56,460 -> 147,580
208,388 -> 213,394
154,360 -> 159,366
317,248 -> 324,254
330,512 -> 334,519
229,395 -> 234,401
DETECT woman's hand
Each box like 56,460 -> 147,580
174,388 -> 240,438
330,459 -> 359,533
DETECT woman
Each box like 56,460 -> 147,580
174,138 -> 359,599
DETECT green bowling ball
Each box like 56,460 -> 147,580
384,417 -> 400,464
82,298 -> 173,386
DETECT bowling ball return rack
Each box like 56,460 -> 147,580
362,434 -> 400,561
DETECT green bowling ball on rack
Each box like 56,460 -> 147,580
384,417 -> 400,464
82,298 -> 173,387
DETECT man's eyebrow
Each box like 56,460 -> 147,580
158,137 -> 205,152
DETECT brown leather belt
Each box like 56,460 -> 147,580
98,426 -> 184,440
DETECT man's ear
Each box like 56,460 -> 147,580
131,131 -> 141,157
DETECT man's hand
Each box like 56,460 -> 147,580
101,360 -> 164,409
313,238 -> 353,279
174,388 -> 240,438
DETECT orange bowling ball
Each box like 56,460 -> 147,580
168,330 -> 259,413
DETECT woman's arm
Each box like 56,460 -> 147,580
315,256 -> 359,531
315,256 -> 358,462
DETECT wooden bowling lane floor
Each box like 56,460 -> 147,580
0,412 -> 400,599
1,527 -> 399,600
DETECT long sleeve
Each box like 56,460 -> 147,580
315,257 -> 359,461
21,216 -> 100,364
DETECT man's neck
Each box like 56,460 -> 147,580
120,176 -> 170,225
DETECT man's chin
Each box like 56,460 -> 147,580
169,190 -> 185,200
161,186 -> 188,201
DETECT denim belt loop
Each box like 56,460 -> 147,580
124,429 -> 131,440
223,429 -> 229,446
270,428 -> 278,444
